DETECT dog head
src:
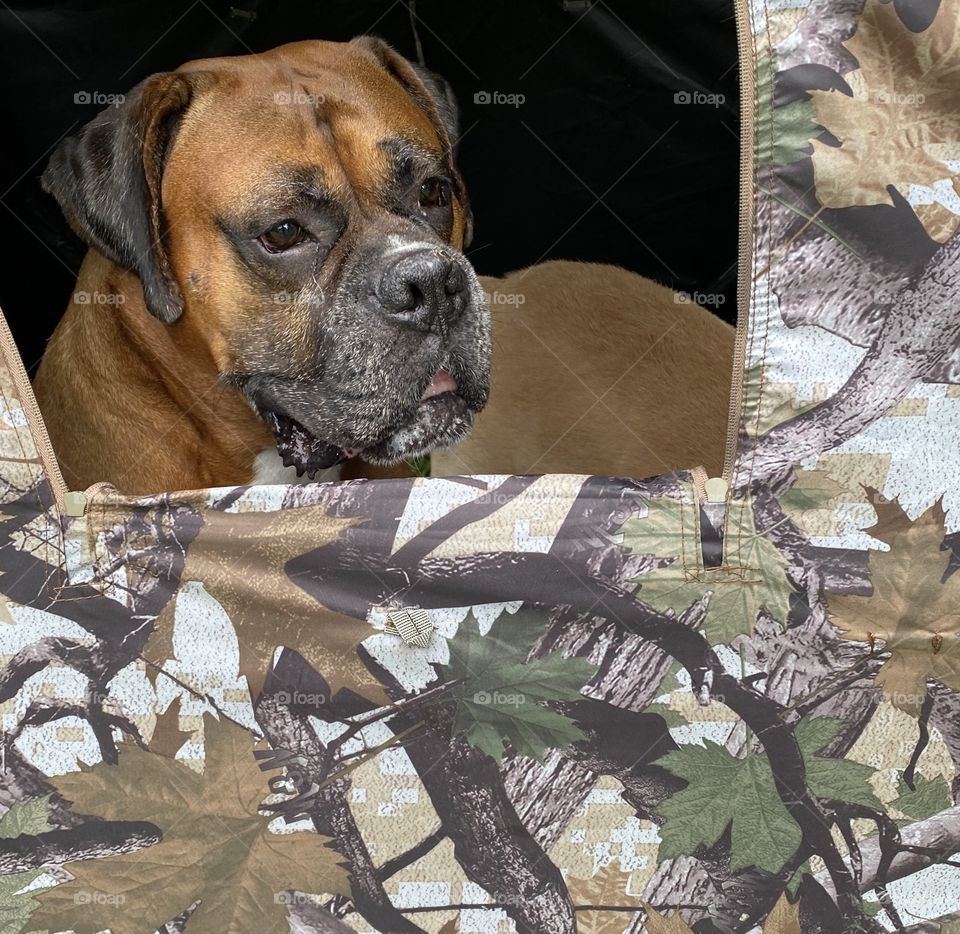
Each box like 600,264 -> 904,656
42,38 -> 490,474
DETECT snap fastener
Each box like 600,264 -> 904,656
384,608 -> 434,647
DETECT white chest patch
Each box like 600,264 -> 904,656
251,448 -> 343,486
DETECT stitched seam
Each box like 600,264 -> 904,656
680,478 -> 693,574
679,478 -> 688,572
732,0 -> 774,569
733,0 -> 763,568
0,378 -> 64,589
64,498 -> 111,593
729,0 -> 758,571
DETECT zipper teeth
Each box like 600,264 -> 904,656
722,0 -> 757,484
0,308 -> 68,512
690,465 -> 709,502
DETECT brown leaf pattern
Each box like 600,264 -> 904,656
0,0 -> 958,930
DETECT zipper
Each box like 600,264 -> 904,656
721,0 -> 757,484
691,466 -> 728,567
690,465 -> 709,502
63,480 -> 115,518
0,307 -> 69,513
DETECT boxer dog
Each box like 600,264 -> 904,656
34,38 -> 490,494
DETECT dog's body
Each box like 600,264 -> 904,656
434,263 -> 734,480
35,39 -> 733,494
36,249 -> 278,493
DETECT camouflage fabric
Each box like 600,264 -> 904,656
2,0 -> 960,931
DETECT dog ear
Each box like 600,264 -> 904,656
353,37 -> 474,248
407,63 -> 462,148
42,72 -> 207,323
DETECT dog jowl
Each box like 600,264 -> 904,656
36,38 -> 490,491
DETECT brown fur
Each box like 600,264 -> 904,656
35,251 -> 275,493
35,40 -> 473,495
432,262 -> 735,479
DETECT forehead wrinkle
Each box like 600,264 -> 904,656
274,90 -> 382,205
381,137 -> 445,177
263,170 -> 330,208
167,46 -> 446,220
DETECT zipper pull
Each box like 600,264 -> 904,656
63,491 -> 88,517
704,476 -> 729,504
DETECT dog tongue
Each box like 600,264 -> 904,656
421,368 -> 458,400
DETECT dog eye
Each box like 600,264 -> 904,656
259,220 -> 308,252
418,177 -> 451,210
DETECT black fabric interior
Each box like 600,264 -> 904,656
0,0 -> 739,372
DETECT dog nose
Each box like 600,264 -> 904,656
373,249 -> 467,329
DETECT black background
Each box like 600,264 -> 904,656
0,0 -> 740,373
